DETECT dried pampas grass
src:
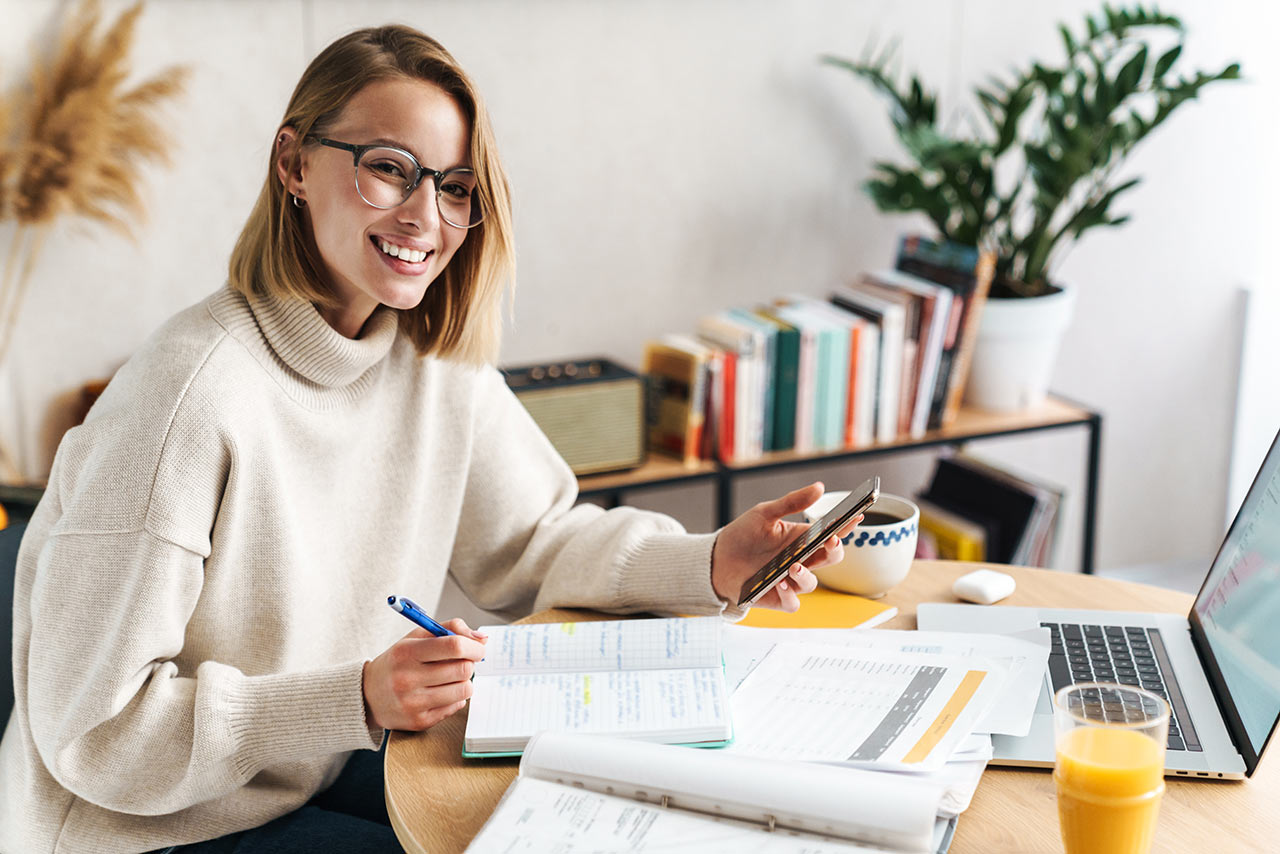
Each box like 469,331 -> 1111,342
0,0 -> 188,482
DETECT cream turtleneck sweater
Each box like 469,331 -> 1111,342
0,286 -> 727,854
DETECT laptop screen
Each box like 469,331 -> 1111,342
1191,428 -> 1280,771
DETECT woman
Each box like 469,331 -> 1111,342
0,25 -> 848,854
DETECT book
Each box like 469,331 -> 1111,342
915,495 -> 988,562
699,346 -> 724,463
919,454 -> 1059,566
830,285 -> 905,443
701,313 -> 767,460
736,586 -> 898,629
728,308 -> 780,455
770,303 -> 822,454
463,617 -> 732,757
752,308 -> 801,452
851,279 -> 919,439
778,297 -> 852,452
642,335 -> 712,466
697,313 -> 758,462
894,236 -> 996,428
863,270 -> 955,439
951,454 -> 1063,567
468,731 -> 949,853
791,298 -> 870,450
709,345 -> 736,463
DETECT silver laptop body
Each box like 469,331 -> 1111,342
919,428 -> 1280,781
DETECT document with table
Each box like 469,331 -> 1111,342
724,641 -> 1002,772
463,617 -> 732,756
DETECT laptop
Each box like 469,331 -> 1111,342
918,427 -> 1280,780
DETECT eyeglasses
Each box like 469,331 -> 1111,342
309,136 -> 484,229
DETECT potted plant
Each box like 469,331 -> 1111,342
823,4 -> 1239,410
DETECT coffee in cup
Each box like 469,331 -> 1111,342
803,491 -> 919,598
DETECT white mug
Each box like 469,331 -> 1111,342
803,491 -> 919,598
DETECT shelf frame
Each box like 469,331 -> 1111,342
577,394 -> 1103,574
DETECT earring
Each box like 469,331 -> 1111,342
292,194 -> 306,209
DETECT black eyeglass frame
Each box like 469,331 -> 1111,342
307,136 -> 484,228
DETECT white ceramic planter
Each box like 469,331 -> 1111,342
965,286 -> 1076,412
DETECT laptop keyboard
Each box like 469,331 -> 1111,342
1042,622 -> 1202,752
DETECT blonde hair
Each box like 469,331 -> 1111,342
228,26 -> 514,364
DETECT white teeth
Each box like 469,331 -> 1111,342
378,240 -> 428,263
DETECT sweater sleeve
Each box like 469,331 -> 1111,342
22,527 -> 381,816
446,368 -> 739,621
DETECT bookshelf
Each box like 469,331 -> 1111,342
577,393 -> 1103,574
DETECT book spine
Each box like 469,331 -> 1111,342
720,350 -> 736,463
642,344 -> 696,460
827,325 -> 850,451
685,357 -> 708,466
844,324 -> 860,448
771,323 -> 799,452
941,249 -> 996,426
794,328 -> 815,454
759,329 -> 775,453
897,338 -> 917,439
855,323 -> 877,446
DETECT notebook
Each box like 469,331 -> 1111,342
462,617 -> 732,757
467,731 -> 949,853
919,426 -> 1280,779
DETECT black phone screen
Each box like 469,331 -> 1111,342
735,476 -> 880,608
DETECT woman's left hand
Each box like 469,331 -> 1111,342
710,482 -> 858,612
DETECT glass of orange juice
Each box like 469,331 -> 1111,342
1054,682 -> 1169,854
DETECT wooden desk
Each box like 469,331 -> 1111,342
385,560 -> 1280,853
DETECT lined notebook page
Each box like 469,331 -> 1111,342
466,667 -> 729,744
474,617 -> 723,676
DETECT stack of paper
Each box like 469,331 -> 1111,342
716,625 -> 1048,852
465,619 -> 1049,854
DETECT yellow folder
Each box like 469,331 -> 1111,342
738,586 -> 896,629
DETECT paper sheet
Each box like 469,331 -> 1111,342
467,776 -> 889,853
726,642 -> 1002,772
466,667 -> 729,746
476,617 -> 723,675
723,626 -> 1049,736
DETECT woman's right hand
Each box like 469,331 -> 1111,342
362,618 -> 489,731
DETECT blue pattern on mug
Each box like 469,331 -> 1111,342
848,522 -> 917,548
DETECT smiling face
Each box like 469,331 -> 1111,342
279,77 -> 472,337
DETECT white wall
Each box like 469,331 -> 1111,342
2,0 -> 1275,576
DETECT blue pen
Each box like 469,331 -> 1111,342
387,595 -> 456,637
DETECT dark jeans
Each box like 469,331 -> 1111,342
162,739 -> 401,853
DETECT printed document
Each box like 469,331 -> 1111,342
726,642 -> 1002,772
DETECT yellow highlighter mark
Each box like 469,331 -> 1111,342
902,670 -> 987,764
582,675 -> 592,705
559,623 -> 577,635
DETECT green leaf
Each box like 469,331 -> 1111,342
1115,45 -> 1148,98
1059,23 -> 1076,57
1153,44 -> 1182,79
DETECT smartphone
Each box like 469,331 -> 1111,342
736,476 -> 880,608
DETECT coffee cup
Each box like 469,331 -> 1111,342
803,490 -> 919,598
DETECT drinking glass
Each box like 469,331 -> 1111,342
1054,682 -> 1169,854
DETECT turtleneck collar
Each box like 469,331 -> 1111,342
208,286 -> 401,405
250,289 -> 398,388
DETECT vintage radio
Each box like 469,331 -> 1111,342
503,357 -> 646,476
